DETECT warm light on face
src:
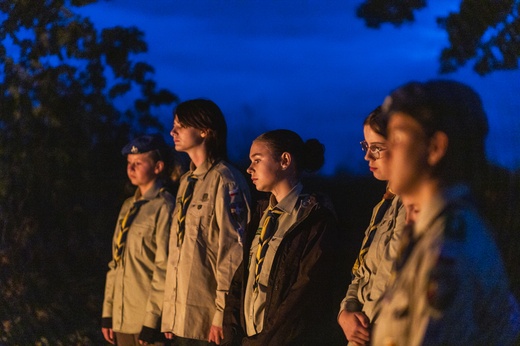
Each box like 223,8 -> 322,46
360,140 -> 387,160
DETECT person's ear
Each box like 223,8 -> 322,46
200,129 -> 208,138
154,160 -> 165,174
427,131 -> 448,167
280,152 -> 292,170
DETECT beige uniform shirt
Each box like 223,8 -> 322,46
373,185 -> 520,346
244,183 -> 302,335
162,160 -> 251,340
102,181 -> 175,333
340,196 -> 405,321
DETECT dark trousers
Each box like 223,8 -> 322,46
172,335 -> 213,346
115,332 -> 172,346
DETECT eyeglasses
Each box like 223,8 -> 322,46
360,140 -> 387,160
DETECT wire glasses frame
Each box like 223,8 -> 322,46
360,140 -> 387,160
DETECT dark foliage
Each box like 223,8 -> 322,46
0,0 -> 177,344
356,0 -> 427,28
357,0 -> 520,75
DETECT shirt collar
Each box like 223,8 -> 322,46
190,159 -> 217,180
415,183 -> 471,237
134,180 -> 164,201
268,182 -> 304,214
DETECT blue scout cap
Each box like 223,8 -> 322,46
121,134 -> 168,156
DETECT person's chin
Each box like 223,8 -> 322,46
254,183 -> 268,192
373,173 -> 388,181
128,177 -> 137,184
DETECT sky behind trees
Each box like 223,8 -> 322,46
81,0 -> 520,175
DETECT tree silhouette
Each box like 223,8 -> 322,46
0,0 -> 177,343
356,0 -> 520,75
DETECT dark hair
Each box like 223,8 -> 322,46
255,129 -> 325,175
174,99 -> 228,163
148,149 -> 165,165
363,106 -> 388,138
382,79 -> 489,187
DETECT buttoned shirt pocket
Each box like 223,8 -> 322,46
258,235 -> 283,288
128,223 -> 154,257
362,216 -> 394,268
186,198 -> 214,240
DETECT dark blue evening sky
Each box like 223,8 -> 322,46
80,0 -> 520,175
